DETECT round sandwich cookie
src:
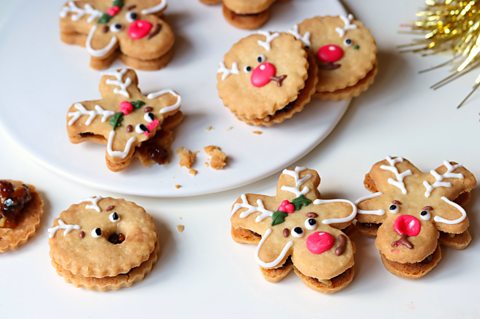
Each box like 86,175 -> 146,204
356,156 -> 476,279
59,0 -> 175,70
0,180 -> 44,253
230,167 -> 357,293
290,14 -> 377,100
48,196 -> 159,291
222,0 -> 277,30
217,31 -> 317,126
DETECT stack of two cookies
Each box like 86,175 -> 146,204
49,197 -> 159,291
217,15 -> 377,126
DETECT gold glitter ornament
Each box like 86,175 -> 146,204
400,0 -> 480,108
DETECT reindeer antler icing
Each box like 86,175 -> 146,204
423,161 -> 464,198
256,31 -> 280,51
335,14 -> 357,37
380,156 -> 412,194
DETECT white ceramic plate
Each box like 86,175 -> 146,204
0,0 -> 349,197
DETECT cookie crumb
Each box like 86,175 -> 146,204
204,145 -> 228,170
253,130 -> 263,135
175,184 -> 182,189
207,126 -> 214,131
176,224 -> 185,233
227,126 -> 234,131
189,168 -> 198,176
176,147 -> 197,169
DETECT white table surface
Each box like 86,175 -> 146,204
1,1 -> 479,318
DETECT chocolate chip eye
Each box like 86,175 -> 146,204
144,112 -> 155,123
389,204 -> 399,214
91,228 -> 102,238
344,38 -> 353,46
126,11 -> 138,22
110,23 -> 122,33
135,123 -> 149,134
420,210 -> 431,221
109,212 -> 120,223
244,66 -> 252,73
257,55 -> 265,63
304,218 -> 317,230
292,226 -> 304,238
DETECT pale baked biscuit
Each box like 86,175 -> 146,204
222,0 -> 277,29
217,32 -> 317,126
230,167 -> 357,293
49,196 -> 159,290
59,0 -> 175,70
356,156 -> 476,278
66,68 -> 182,172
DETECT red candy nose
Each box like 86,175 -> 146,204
394,215 -> 421,237
251,62 -> 276,87
306,231 -> 335,254
128,20 -> 153,40
317,44 -> 344,63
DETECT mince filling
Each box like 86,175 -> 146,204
0,181 -> 32,228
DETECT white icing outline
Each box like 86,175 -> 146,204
255,228 -> 293,268
280,167 -> 312,197
313,199 -> 357,224
147,89 -> 182,114
85,196 -> 103,212
48,219 -> 81,238
423,161 -> 464,198
103,69 -> 132,98
141,0 -> 168,15
67,103 -> 115,126
288,24 -> 311,47
434,196 -> 467,225
60,2 -> 101,23
355,192 -> 385,216
257,31 -> 280,51
335,14 -> 357,37
217,62 -> 239,81
86,25 -> 118,58
380,156 -> 412,194
231,194 -> 273,223
107,131 -> 136,159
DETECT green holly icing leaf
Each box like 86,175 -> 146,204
113,0 -> 124,7
271,211 -> 288,226
98,13 -> 112,24
291,195 -> 312,211
110,112 -> 124,130
131,100 -> 146,110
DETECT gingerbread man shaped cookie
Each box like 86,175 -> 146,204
60,0 -> 175,70
217,31 -> 317,126
356,156 -> 476,279
290,14 -> 377,100
231,167 -> 357,293
66,68 -> 182,172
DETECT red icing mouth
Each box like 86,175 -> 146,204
128,20 -> 153,40
251,62 -> 277,87
317,44 -> 344,63
394,215 -> 421,237
306,231 -> 335,254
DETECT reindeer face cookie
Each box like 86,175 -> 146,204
66,68 -> 182,172
231,167 -> 357,293
221,0 -> 277,30
356,157 -> 476,279
48,196 -> 159,291
60,0 -> 175,70
291,15 -> 377,100
217,32 -> 317,126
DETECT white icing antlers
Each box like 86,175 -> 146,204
336,14 -> 357,37
423,161 -> 464,198
288,24 -> 311,47
231,194 -> 273,223
48,219 -> 81,238
281,167 -> 312,197
67,103 -> 114,126
84,196 -> 103,212
141,0 -> 168,15
60,1 -> 102,23
217,62 -> 239,81
380,156 -> 412,194
257,31 -> 279,51
147,89 -> 182,114
103,69 -> 132,98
